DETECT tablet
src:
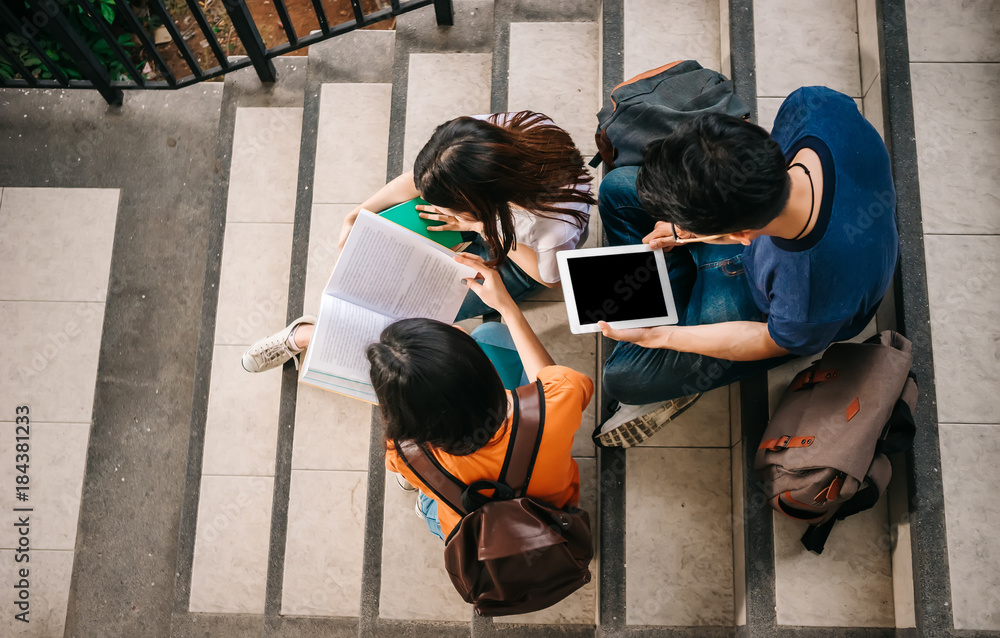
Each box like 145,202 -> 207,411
556,244 -> 679,334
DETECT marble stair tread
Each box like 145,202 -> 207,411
624,0 -> 722,78
753,0 -> 861,98
773,503 -> 895,628
280,470 -> 368,617
625,447 -> 735,626
312,83 -> 393,205
910,63 -> 1000,235
939,423 -> 1000,631
0,187 -> 119,303
188,476 -> 274,614
507,21 -> 600,163
402,53 -> 493,171
378,471 -> 472,622
905,0 -> 1000,63
224,107 -> 303,224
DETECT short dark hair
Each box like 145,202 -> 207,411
635,113 -> 790,235
367,318 -> 507,456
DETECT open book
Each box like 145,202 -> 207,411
299,210 -> 477,403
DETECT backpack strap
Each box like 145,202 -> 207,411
500,380 -> 546,498
395,440 -> 467,518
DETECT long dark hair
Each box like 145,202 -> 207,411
413,111 -> 596,267
366,319 -> 508,456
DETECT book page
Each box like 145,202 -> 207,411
304,294 -> 392,381
328,210 -> 475,322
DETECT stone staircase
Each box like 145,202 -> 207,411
2,0 -> 999,637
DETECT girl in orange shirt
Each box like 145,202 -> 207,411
373,253 -> 594,540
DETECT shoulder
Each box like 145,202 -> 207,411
773,87 -> 862,142
538,366 -> 595,406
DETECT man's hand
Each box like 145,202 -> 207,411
598,321 -> 672,349
455,253 -> 515,314
418,205 -> 484,234
642,221 -> 682,251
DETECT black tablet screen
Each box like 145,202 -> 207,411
565,252 -> 669,325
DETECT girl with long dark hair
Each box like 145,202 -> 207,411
242,111 -> 594,374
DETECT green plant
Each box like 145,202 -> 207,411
0,0 -> 141,82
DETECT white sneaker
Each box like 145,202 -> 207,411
593,393 -> 702,448
240,315 -> 316,373
395,474 -> 417,493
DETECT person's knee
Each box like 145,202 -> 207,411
470,321 -> 513,347
602,353 -> 663,405
598,166 -> 641,210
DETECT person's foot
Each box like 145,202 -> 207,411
593,393 -> 702,448
395,474 -> 417,493
240,315 -> 316,373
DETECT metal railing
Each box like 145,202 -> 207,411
0,0 -> 453,105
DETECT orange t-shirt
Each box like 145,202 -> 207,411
385,365 -> 594,538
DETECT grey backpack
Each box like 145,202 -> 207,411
754,330 -> 918,554
591,59 -> 751,169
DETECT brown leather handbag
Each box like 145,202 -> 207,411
395,380 -> 594,616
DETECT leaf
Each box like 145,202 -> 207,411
65,68 -> 82,79
24,57 -> 41,67
101,3 -> 115,24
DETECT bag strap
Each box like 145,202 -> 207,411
801,454 -> 892,554
876,374 -> 918,456
395,440 -> 467,517
500,380 -> 546,497
395,379 -> 546,513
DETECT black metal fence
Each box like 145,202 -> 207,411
0,0 -> 453,105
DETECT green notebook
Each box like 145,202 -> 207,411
379,197 -> 464,248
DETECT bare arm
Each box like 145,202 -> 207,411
338,171 -> 421,249
455,253 -> 555,380
599,320 -> 789,361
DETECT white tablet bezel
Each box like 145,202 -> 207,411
556,244 -> 679,334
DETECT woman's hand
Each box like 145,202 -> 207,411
454,253 -> 515,314
338,206 -> 363,250
418,205 -> 484,234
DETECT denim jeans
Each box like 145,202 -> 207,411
418,491 -> 445,541
598,166 -> 794,405
454,234 -> 544,321
470,322 -> 529,389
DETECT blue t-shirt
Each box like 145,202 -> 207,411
743,87 -> 898,356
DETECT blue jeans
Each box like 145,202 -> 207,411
599,167 -> 793,405
418,322 -> 527,540
455,234 -> 543,321
418,491 -> 445,541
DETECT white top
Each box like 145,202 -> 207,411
471,113 -> 592,284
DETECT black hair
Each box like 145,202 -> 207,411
366,318 -> 507,456
635,113 -> 790,235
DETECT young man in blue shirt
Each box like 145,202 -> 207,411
594,86 -> 898,447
